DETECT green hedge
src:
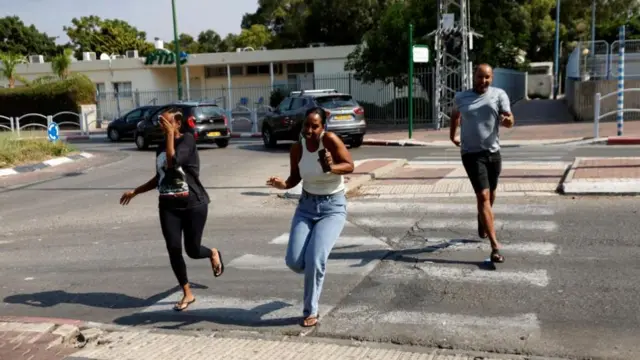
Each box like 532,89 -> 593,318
0,74 -> 95,128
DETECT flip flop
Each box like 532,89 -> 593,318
301,315 -> 318,327
490,249 -> 505,263
173,298 -> 196,312
214,250 -> 225,277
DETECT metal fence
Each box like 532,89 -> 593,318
577,39 -> 640,78
95,68 -> 528,132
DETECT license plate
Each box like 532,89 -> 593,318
334,115 -> 351,121
207,131 -> 221,137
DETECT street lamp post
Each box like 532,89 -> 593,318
171,0 -> 183,100
553,0 -> 561,99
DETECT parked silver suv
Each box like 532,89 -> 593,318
261,89 -> 367,148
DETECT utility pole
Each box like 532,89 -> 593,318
171,0 -> 183,100
428,0 -> 478,130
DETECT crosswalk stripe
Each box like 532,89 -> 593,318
426,239 -> 557,255
269,233 -> 388,247
331,306 -> 540,331
383,264 -> 549,286
352,217 -> 558,232
348,201 -> 555,215
139,293 -> 334,321
227,254 -> 382,275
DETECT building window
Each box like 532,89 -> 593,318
205,65 -> 243,78
286,62 -> 314,74
246,63 -> 282,76
95,83 -> 106,98
112,82 -> 132,97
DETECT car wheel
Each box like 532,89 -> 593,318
108,128 -> 120,142
262,126 -> 277,148
135,133 -> 149,150
351,135 -> 364,148
215,139 -> 229,148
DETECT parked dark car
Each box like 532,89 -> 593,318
107,105 -> 159,141
261,89 -> 367,149
133,101 -> 231,150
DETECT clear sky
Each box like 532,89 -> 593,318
1,0 -> 259,44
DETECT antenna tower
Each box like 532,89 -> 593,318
428,0 -> 480,129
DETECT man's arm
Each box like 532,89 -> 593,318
284,142 -> 302,189
498,90 -> 515,127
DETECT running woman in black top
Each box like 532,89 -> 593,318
120,107 -> 224,311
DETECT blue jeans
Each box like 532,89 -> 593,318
285,190 -> 347,318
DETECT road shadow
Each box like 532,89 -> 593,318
112,300 -> 301,329
240,191 -> 272,197
237,143 -> 293,153
3,283 -> 208,310
328,238 -> 496,271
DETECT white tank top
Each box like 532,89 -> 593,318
298,133 -> 345,195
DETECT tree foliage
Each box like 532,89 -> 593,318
63,16 -> 154,59
0,16 -> 60,58
0,52 -> 28,88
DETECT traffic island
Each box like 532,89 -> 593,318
353,161 -> 568,198
561,157 -> 640,195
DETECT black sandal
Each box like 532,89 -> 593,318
477,214 -> 487,239
213,250 -> 225,277
490,248 -> 505,263
173,298 -> 196,311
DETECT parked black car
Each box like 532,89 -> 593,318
134,101 -> 231,150
107,105 -> 159,141
261,89 -> 367,149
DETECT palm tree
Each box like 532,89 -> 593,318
0,52 -> 28,88
51,48 -> 73,80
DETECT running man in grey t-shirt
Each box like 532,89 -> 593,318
449,64 -> 515,263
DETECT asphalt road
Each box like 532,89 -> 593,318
1,138 -> 639,359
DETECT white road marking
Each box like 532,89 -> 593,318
348,201 -> 555,215
227,254 -> 383,275
352,217 -> 558,232
269,233 -> 388,247
0,240 -> 14,245
425,239 -> 557,255
378,311 -> 540,330
139,293 -> 334,321
43,157 -> 73,167
414,265 -> 549,287
0,168 -> 19,177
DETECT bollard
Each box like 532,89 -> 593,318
593,92 -> 601,139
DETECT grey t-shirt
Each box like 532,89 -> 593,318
454,86 -> 511,154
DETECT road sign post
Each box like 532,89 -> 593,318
408,24 -> 429,140
47,122 -> 59,142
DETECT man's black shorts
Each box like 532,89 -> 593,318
461,150 -> 502,193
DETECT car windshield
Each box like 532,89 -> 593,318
315,95 -> 357,109
195,105 -> 224,117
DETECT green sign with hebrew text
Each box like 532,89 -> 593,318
144,50 -> 188,66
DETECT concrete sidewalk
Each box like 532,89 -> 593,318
561,157 -> 640,195
363,120 -> 640,147
0,320 -> 564,360
352,159 -> 568,198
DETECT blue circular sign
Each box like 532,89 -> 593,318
47,122 -> 59,142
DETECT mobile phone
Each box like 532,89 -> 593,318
318,149 -> 331,173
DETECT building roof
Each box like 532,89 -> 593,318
12,45 -> 359,75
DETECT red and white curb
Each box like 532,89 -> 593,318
607,136 -> 640,145
61,133 -> 263,140
0,152 -> 94,178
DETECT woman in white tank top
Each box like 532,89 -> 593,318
266,106 -> 355,327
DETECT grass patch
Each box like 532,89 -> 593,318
0,131 -> 76,169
